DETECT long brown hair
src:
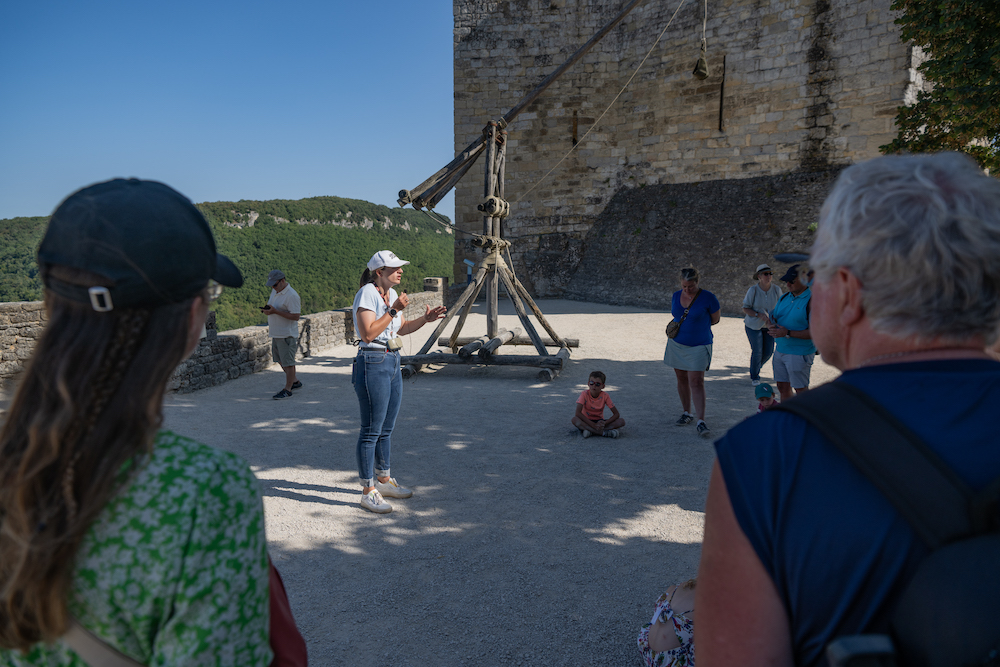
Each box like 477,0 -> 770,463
0,269 -> 201,650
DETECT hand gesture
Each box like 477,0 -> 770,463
425,304 -> 447,321
391,292 -> 409,312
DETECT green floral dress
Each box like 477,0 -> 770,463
1,431 -> 272,666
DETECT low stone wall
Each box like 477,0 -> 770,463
0,302 -> 47,380
0,286 -> 446,392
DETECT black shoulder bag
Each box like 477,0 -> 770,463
774,382 -> 1000,667
666,290 -> 701,339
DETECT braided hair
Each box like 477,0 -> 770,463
0,266 -> 204,649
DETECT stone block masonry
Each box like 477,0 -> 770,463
0,286 -> 445,392
452,0 -> 919,300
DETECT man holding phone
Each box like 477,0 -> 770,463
263,269 -> 301,399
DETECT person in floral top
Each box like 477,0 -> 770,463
0,179 -> 270,666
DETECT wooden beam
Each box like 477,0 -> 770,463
439,335 -> 579,348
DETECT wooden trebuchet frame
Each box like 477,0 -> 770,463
398,0 -> 651,380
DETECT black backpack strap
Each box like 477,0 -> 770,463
773,382 -> 977,549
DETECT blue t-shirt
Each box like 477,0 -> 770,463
715,360 -> 1000,667
670,289 -> 720,347
771,288 -> 815,355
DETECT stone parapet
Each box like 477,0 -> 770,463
0,301 -> 47,380
0,283 -> 446,392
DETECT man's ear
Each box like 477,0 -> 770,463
840,268 -> 865,326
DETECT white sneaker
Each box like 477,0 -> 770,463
581,429 -> 593,438
752,380 -> 761,386
375,477 -> 413,499
602,429 -> 620,439
360,489 -> 392,513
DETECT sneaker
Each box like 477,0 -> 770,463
360,489 -> 392,513
291,380 -> 303,390
603,429 -> 620,439
581,429 -> 593,439
273,389 -> 293,400
675,413 -> 694,426
696,421 -> 711,438
751,380 -> 761,387
375,477 -> 413,499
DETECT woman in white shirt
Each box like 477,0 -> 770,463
351,250 -> 446,514
741,263 -> 783,387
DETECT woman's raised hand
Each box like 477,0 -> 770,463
425,305 -> 447,321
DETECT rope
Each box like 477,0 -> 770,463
419,208 -> 480,239
513,0 -> 690,205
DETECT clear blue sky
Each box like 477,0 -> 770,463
0,1 -> 456,222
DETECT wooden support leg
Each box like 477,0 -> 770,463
510,272 -> 569,350
415,266 -> 487,356
498,267 -> 548,356
486,257 -> 499,339
448,273 -> 486,349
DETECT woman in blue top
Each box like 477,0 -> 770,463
351,250 -> 446,514
663,267 -> 721,438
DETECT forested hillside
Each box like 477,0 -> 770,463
0,196 -> 453,332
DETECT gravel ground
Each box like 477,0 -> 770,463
1,299 -> 840,667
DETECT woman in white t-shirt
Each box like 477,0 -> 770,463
741,264 -> 782,386
351,250 -> 447,514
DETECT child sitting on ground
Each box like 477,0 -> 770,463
756,382 -> 779,413
572,371 -> 625,438
637,578 -> 696,667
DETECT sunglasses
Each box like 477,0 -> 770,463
760,272 -> 773,276
588,380 -> 602,386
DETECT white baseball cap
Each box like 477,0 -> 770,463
367,250 -> 410,271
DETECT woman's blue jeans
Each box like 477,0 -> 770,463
745,326 -> 775,382
353,350 -> 402,487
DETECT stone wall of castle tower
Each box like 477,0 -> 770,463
452,0 -> 919,307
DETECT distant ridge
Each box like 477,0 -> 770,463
0,195 -> 453,332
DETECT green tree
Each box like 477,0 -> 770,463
881,0 -> 1000,172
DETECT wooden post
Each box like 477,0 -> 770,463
510,272 -> 569,349
537,348 -> 571,382
414,266 -> 487,356
448,272 -> 486,349
478,327 -> 520,360
459,334 -> 491,358
498,266 -> 548,356
439,335 -> 579,348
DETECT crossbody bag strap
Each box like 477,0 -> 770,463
63,618 -> 146,667
772,382 -> 978,549
677,289 -> 701,325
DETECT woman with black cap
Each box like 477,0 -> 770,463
741,263 -> 782,386
0,180 -> 273,664
352,250 -> 446,514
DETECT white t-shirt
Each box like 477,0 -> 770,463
352,283 -> 401,346
742,283 -> 782,330
267,284 -> 301,339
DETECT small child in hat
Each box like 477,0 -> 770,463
756,382 -> 780,413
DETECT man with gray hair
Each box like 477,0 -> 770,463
694,153 -> 1000,667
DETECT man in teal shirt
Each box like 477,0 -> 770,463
768,264 -> 815,400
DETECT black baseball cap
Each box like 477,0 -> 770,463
779,264 -> 802,282
38,178 -> 243,310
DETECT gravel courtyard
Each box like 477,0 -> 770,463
2,299 -> 840,666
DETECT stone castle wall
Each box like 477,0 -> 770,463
451,0 -> 919,307
0,288 -> 444,392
